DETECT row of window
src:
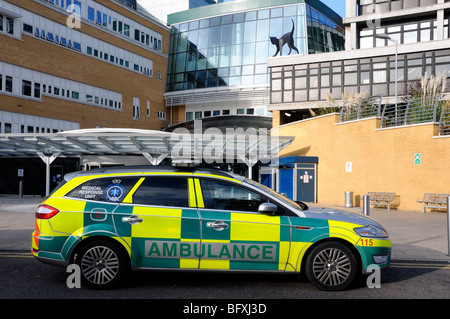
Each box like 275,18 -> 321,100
132,98 -> 166,121
67,176 -> 277,213
85,2 -> 162,52
0,110 -> 79,134
358,0 -> 439,15
185,108 -> 265,121
86,45 -> 153,77
0,2 -> 157,79
41,0 -> 163,53
26,17 -> 153,78
0,62 -> 123,111
270,49 -> 450,103
33,25 -> 82,51
359,18 -> 449,49
0,121 -> 61,134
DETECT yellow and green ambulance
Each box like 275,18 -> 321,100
32,166 -> 391,291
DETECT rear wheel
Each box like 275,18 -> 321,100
305,241 -> 357,291
75,239 -> 129,289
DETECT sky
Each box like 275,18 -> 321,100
320,0 -> 346,18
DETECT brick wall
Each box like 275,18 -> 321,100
0,0 -> 169,130
272,112 -> 450,211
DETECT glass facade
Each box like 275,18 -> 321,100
306,5 -> 345,54
270,48 -> 450,104
166,3 -> 344,92
359,15 -> 450,49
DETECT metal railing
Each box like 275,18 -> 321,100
340,95 -> 383,122
380,96 -> 440,128
439,107 -> 450,136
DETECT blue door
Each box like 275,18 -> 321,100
279,169 -> 293,200
296,166 -> 316,202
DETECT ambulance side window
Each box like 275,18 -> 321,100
66,177 -> 139,203
199,179 -> 267,212
133,177 -> 189,208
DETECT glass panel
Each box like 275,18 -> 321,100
133,177 -> 189,207
22,80 -> 32,96
200,179 -> 266,212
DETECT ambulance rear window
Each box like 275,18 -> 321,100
66,177 -> 140,202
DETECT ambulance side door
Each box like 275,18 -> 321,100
119,175 -> 201,269
195,177 -> 290,271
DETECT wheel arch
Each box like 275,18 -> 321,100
69,235 -> 132,269
299,237 -> 363,276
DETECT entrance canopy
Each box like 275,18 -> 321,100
0,128 -> 294,195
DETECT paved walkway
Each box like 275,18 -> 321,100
0,195 -> 449,262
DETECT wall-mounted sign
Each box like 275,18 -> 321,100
414,153 -> 421,165
345,162 -> 352,172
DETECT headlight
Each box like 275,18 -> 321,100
354,225 -> 389,238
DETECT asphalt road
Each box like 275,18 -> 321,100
1,251 -> 448,301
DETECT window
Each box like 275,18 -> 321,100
73,42 -> 81,51
0,14 -> 3,32
134,29 -> 140,41
6,17 -> 13,35
5,76 -> 13,93
47,32 -> 54,42
157,111 -> 166,120
22,80 -> 32,96
66,177 -> 139,202
34,83 -> 41,98
133,97 -> 140,119
71,91 -> 79,99
96,10 -> 102,25
23,23 -> 33,34
87,7 -> 95,22
133,177 -> 189,207
199,179 -> 267,212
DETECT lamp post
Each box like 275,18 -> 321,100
376,33 -> 399,124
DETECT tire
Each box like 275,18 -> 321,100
305,241 -> 358,291
75,239 -> 129,289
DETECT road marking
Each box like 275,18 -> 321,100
390,262 -> 450,270
0,251 -> 449,270
0,251 -> 33,259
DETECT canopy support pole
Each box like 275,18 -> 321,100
37,152 -> 60,197
142,152 -> 168,165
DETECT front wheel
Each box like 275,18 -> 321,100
75,239 -> 129,289
305,241 -> 358,291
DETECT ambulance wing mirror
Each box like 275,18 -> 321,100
258,202 -> 278,216
295,201 -> 309,210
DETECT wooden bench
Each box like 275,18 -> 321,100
417,193 -> 449,213
367,192 -> 396,211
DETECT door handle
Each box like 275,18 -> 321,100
122,215 -> 143,225
206,220 -> 229,231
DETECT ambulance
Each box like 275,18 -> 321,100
31,166 -> 391,290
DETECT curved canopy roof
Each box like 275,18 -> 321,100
0,128 -> 294,163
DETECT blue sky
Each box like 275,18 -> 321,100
320,0 -> 346,18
